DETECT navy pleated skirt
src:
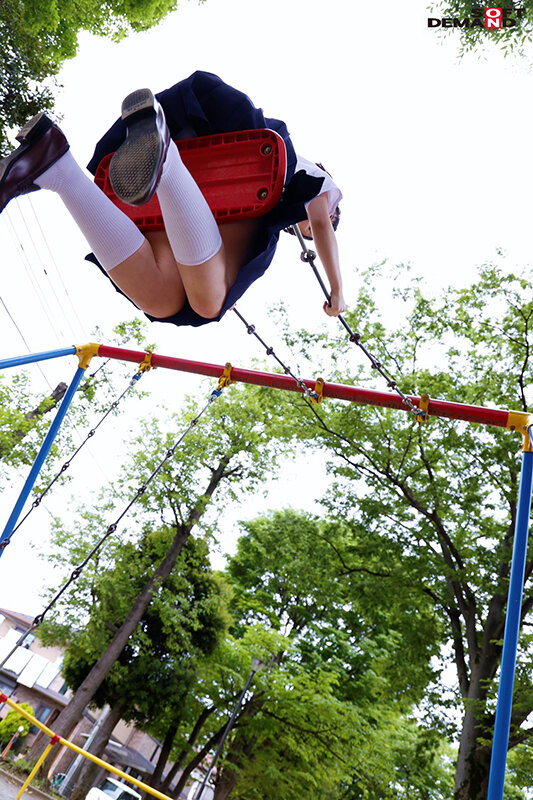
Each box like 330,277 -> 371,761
86,71 -> 323,327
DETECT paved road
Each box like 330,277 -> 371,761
0,767 -> 56,800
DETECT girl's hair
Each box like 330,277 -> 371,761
283,162 -> 341,240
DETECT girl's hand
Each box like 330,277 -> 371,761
323,290 -> 346,317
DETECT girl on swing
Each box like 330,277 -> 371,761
0,71 -> 346,327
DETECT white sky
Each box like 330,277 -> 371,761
1,0 -> 533,614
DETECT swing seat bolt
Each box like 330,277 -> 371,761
257,188 -> 269,201
261,144 -> 273,155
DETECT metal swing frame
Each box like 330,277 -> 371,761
0,341 -> 531,798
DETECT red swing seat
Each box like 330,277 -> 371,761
94,128 -> 287,232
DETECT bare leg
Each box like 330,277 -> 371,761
108,219 -> 259,320
177,219 -> 259,319
109,234 -> 186,318
108,118 -> 261,319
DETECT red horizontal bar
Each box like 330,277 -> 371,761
97,345 -> 511,429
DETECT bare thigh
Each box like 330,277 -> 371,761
176,218 -> 260,319
107,234 -> 187,318
107,220 -> 259,320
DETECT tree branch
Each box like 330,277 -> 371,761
0,382 -> 67,458
262,708 -> 348,763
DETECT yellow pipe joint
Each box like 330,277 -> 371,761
75,343 -> 101,370
217,362 -> 233,391
506,411 -> 533,452
310,377 -> 325,404
137,350 -> 154,374
415,393 -> 430,423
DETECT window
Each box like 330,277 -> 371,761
96,779 -> 140,799
14,628 -> 35,648
0,677 -> 16,695
28,704 -> 52,735
35,704 -> 52,722
97,779 -> 121,798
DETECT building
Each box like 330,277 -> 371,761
0,608 -> 203,798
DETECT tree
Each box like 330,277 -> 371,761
272,262 -> 533,799
0,0 -> 188,155
156,627 -> 289,799
0,703 -> 34,745
41,503 -> 446,800
0,319 -> 152,480
210,508 -> 448,800
0,374 -> 66,469
138,624 -> 377,800
38,530 -> 229,800
427,1 -> 533,56
29,381 -> 294,777
138,507 -> 446,800
0,320 -> 153,571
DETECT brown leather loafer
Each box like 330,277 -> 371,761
0,113 -> 70,213
109,88 -> 170,206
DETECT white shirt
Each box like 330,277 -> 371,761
295,155 -> 343,216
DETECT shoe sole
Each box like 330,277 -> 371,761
109,89 -> 163,206
16,112 -> 51,144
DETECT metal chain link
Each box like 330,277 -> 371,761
86,358 -> 111,382
232,307 -> 319,401
291,225 -> 422,418
0,387 -> 223,666
0,367 -> 148,556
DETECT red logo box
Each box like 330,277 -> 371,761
485,7 -> 503,28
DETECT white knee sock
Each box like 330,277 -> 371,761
156,140 -> 222,266
34,150 -> 145,271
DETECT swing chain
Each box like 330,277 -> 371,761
0,366 -> 149,554
17,385 -> 224,640
232,307 -> 319,401
292,226 -> 423,419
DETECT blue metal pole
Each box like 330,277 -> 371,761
487,444 -> 533,800
0,347 -> 76,371
0,365 -> 86,555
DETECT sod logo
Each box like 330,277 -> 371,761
486,6 -> 502,27
428,5 -> 524,28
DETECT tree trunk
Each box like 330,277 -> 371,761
172,723 -> 227,798
213,773 -> 238,800
0,382 -> 68,458
454,716 -> 492,800
149,720 -> 178,793
212,698 -> 260,800
31,455 -> 232,780
454,661 -> 497,800
68,701 -> 125,800
454,584 -> 507,798
31,525 -> 188,776
158,705 -> 219,795
213,731 -> 255,800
